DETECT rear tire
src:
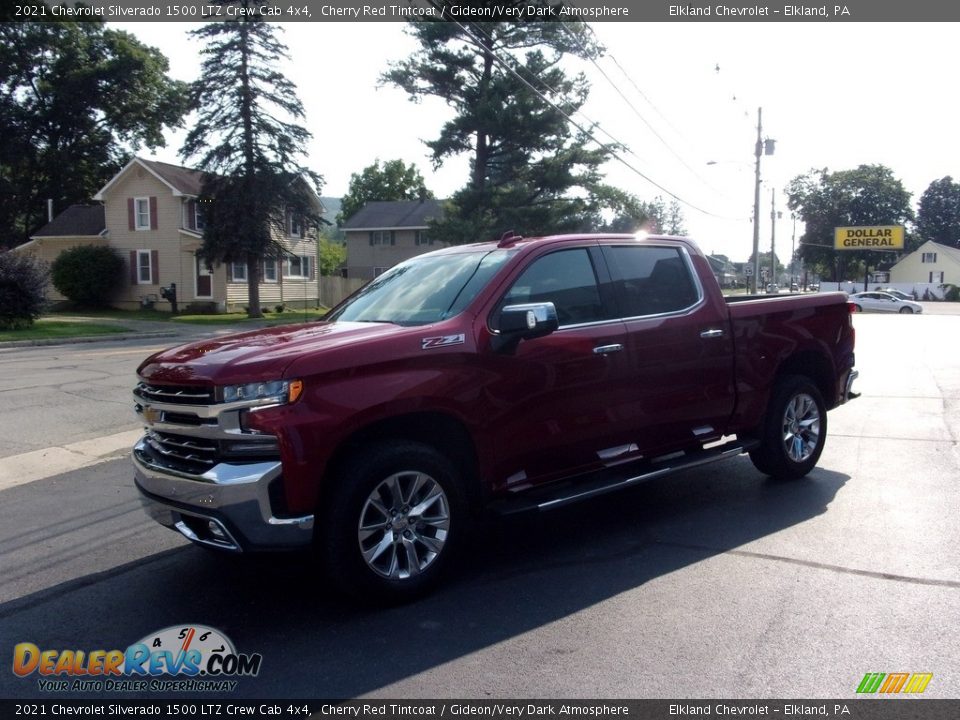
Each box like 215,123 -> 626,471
319,441 -> 466,604
851,304 -> 862,312
749,375 -> 827,480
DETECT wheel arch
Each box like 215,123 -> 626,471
321,411 -> 483,510
775,350 -> 836,410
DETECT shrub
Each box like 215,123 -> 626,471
944,284 -> 960,302
0,251 -> 49,329
51,245 -> 125,307
275,304 -> 286,313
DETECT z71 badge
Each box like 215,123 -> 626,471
421,333 -> 465,350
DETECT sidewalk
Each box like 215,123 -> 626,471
0,315 -> 287,348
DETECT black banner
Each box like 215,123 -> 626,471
6,0 -> 960,23
2,700 -> 959,720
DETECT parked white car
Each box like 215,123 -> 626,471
848,291 -> 923,314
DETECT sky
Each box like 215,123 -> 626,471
117,21 -> 960,263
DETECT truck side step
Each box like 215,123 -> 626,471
489,437 -> 760,515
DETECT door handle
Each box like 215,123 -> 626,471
593,344 -> 624,355
700,329 -> 725,339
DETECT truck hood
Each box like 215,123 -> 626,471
137,321 -> 404,386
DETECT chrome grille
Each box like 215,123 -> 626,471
144,430 -> 217,475
135,382 -> 215,405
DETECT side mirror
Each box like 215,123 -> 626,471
492,302 -> 559,353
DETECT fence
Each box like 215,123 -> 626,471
320,275 -> 367,308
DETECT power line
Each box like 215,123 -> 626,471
446,18 -> 740,220
558,21 -> 728,198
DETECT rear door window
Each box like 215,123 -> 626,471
604,245 -> 700,317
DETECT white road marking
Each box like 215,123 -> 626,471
0,429 -> 143,491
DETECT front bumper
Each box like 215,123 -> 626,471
133,438 -> 314,551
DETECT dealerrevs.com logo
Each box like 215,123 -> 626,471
13,625 -> 262,693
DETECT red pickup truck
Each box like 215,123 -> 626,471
133,234 -> 858,601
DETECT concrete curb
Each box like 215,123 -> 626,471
0,330 -> 181,349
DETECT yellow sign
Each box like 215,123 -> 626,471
834,226 -> 904,250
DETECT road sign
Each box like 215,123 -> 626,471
744,265 -> 753,276
834,225 -> 904,250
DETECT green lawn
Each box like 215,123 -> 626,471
49,307 -> 175,322
0,320 -> 130,343
171,308 -> 328,325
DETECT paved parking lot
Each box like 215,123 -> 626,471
0,310 -> 957,699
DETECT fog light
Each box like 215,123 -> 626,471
208,521 -> 227,540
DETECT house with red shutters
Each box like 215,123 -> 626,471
13,157 -> 324,311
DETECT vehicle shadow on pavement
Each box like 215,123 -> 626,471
0,458 -> 847,699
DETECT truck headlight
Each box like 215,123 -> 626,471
220,379 -> 303,405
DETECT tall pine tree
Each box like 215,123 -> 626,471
383,11 -> 629,243
180,1 -> 321,318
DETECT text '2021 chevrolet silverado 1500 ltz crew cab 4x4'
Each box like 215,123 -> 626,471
132,234 -> 858,602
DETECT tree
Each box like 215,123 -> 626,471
786,165 -> 914,281
317,238 -> 346,277
383,13 -> 630,243
746,250 -> 785,282
50,245 -> 125,307
599,194 -> 687,235
917,176 -> 960,248
337,159 -> 433,225
180,2 -> 322,318
0,21 -> 188,249
0,251 -> 48,329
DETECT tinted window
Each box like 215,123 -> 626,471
497,248 -> 608,327
607,246 -> 699,317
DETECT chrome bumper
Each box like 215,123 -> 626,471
132,438 -> 314,551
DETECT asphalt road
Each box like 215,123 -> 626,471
0,312 -> 958,700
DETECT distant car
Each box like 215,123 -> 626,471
880,288 -> 914,301
790,283 -> 799,292
810,283 -> 820,292
848,291 -> 923,314
766,283 -> 780,294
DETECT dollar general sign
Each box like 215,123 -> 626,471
833,226 -> 904,250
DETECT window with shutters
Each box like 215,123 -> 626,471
137,250 -> 153,284
921,252 -> 937,263
370,231 -> 393,246
134,198 -> 150,230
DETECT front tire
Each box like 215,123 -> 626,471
319,441 -> 466,603
899,306 -> 914,314
749,375 -> 827,480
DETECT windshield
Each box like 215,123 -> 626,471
327,248 -> 513,326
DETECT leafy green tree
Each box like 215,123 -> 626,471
337,159 -> 433,225
747,250 -> 785,282
599,194 -> 687,235
50,245 -> 124,307
917,176 -> 960,248
0,21 -> 188,249
786,165 -> 914,281
180,2 -> 322,318
318,239 -> 346,277
384,13 -> 629,242
0,251 -> 49,329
